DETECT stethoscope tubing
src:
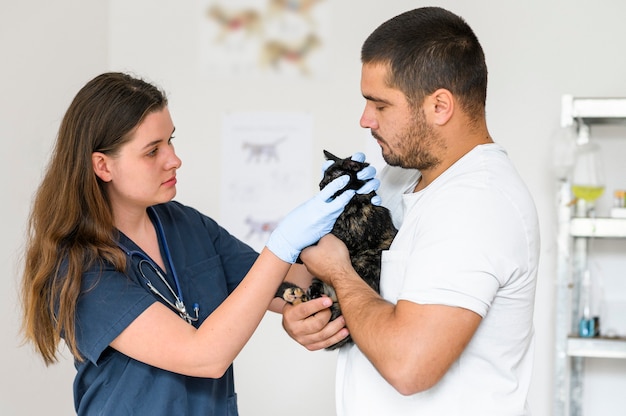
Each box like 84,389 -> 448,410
138,259 -> 183,313
117,206 -> 198,324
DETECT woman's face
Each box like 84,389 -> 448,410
94,106 -> 182,215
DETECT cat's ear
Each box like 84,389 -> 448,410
323,150 -> 340,162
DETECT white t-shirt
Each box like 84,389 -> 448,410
336,143 -> 540,416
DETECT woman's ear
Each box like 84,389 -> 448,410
92,152 -> 112,182
428,88 -> 454,126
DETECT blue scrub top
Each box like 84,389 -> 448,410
72,201 -> 259,415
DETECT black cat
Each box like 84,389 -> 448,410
276,150 -> 397,349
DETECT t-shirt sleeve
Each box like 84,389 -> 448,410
75,267 -> 156,365
398,187 -> 522,317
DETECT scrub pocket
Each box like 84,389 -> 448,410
380,249 -> 408,302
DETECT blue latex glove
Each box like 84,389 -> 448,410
358,178 -> 382,206
266,175 -> 356,263
322,152 -> 382,205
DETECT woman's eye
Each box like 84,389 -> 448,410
147,147 -> 158,157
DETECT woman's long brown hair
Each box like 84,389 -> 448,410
21,72 -> 167,364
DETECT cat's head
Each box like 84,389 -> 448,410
319,150 -> 370,196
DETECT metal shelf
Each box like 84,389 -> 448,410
554,95 -> 626,416
567,337 -> 626,359
562,95 -> 626,127
570,217 -> 626,238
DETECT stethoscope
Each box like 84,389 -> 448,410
117,207 -> 199,325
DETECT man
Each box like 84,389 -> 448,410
282,7 -> 540,415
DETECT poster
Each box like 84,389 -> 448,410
219,111 -> 314,250
198,0 -> 331,79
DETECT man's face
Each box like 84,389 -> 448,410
359,63 -> 443,171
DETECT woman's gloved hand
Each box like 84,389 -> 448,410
266,175 -> 354,263
351,152 -> 382,205
321,152 -> 381,205
266,175 -> 353,263
267,152 -> 381,263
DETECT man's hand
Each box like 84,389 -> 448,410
282,296 -> 349,351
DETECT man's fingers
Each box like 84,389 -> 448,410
285,296 -> 332,320
303,317 -> 350,351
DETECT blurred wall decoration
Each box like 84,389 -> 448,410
199,0 -> 329,78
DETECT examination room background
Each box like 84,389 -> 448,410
3,1 -> 626,415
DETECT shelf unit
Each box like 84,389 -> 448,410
554,95 -> 626,416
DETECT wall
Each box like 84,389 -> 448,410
3,0 -> 626,415
1,1 -> 108,415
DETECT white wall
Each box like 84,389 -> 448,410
1,1 -> 108,415
4,0 -> 626,415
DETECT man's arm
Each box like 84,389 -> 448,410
300,234 -> 482,395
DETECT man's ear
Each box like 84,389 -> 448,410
426,88 -> 454,126
92,152 -> 112,182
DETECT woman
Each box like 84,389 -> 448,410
20,72 -> 376,415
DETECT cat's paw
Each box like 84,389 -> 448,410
276,283 -> 310,305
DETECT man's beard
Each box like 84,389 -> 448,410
373,110 -> 443,171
